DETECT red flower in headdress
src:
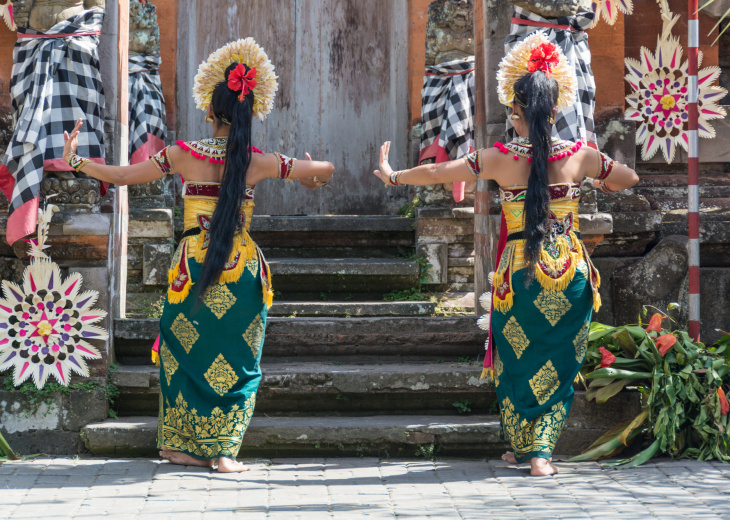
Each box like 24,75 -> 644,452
528,43 -> 560,77
228,64 -> 258,102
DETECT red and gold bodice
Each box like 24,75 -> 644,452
493,182 -> 601,313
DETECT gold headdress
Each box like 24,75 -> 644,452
193,38 -> 278,121
497,32 -> 577,111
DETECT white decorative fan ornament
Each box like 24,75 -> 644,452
0,206 -> 107,389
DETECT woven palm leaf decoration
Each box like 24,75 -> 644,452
624,1 -> 727,163
591,0 -> 633,26
0,206 -> 107,389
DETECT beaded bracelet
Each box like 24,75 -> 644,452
313,176 -> 330,188
388,171 -> 402,186
66,153 -> 91,172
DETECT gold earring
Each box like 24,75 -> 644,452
549,116 -> 556,125
205,116 -> 214,123
511,114 -> 520,120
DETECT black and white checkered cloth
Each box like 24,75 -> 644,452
419,58 -> 476,162
2,9 -> 105,214
505,7 -> 596,144
129,53 -> 167,162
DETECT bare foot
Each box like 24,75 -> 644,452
159,449 -> 214,468
501,451 -> 518,464
529,457 -> 558,476
217,456 -> 250,473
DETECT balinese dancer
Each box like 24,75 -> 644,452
373,33 -> 638,476
506,0 -> 596,145
62,39 -> 335,472
0,1 -> 106,247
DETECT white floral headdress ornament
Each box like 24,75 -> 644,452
193,38 -> 278,121
497,32 -> 577,112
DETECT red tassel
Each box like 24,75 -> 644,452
513,155 -> 519,161
527,157 -> 532,163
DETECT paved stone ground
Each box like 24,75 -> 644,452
1,457 -> 730,519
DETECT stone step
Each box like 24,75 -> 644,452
267,258 -> 420,293
114,316 -> 486,364
250,216 -> 415,258
113,362 -> 491,416
83,389 -> 642,458
267,301 -> 435,317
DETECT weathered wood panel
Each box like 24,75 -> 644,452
176,0 -> 410,215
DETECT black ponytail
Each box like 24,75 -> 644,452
514,71 -> 559,285
196,63 -> 255,297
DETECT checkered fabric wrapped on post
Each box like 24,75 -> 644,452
1,9 -> 105,244
129,53 -> 167,163
505,7 -> 596,145
419,58 -> 476,164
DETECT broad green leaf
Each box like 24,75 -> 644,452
587,367 -> 653,380
0,432 -> 17,460
614,329 -> 639,358
596,379 -> 632,404
618,408 -> 649,446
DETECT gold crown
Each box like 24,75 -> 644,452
193,38 -> 278,121
497,32 -> 577,112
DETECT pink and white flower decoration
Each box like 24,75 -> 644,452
0,207 -> 106,389
625,36 -> 727,163
591,0 -> 633,26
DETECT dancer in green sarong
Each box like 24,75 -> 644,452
374,33 -> 639,475
62,39 -> 334,472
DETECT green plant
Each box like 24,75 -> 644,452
415,442 -> 439,460
330,361 -> 344,366
456,356 -> 471,363
383,288 -> 427,302
398,194 -> 420,218
336,393 -> 350,401
173,206 -> 183,218
2,378 -> 119,417
143,295 -> 166,319
452,398 -> 473,414
273,290 -> 283,300
570,304 -> 730,467
0,431 -> 17,461
488,400 -> 500,414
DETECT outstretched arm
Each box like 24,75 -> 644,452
63,119 -> 168,186
579,146 -> 639,192
247,151 -> 335,189
372,141 -> 477,186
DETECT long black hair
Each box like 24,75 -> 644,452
196,63 -> 255,297
513,71 -> 559,284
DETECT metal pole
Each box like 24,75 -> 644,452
687,0 -> 701,341
111,0 -> 129,320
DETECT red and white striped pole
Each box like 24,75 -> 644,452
687,0 -> 701,341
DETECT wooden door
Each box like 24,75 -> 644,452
176,0 -> 410,215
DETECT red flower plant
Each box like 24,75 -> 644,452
719,388 -> 729,416
656,334 -> 677,357
599,347 -> 616,368
528,43 -> 560,77
644,313 -> 666,333
227,64 -> 257,102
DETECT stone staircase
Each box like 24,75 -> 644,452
81,214 -> 641,459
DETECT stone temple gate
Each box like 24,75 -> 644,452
0,0 -> 727,458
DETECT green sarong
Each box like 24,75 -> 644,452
492,264 -> 593,463
156,256 -> 266,460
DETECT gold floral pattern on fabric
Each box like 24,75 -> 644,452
503,316 -> 529,359
203,284 -> 237,319
574,320 -> 591,363
170,313 -> 199,354
204,354 -> 239,396
160,341 -> 179,386
494,350 -> 503,387
160,391 -> 256,459
500,396 -> 519,443
246,258 -> 259,278
243,314 -> 264,358
534,289 -> 572,326
532,401 -> 568,454
529,360 -> 560,405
